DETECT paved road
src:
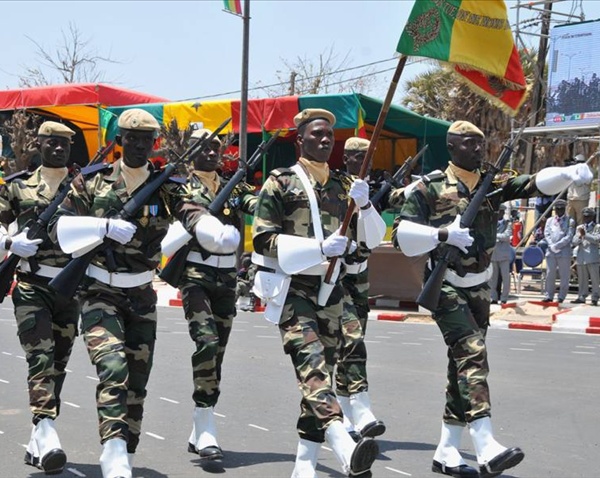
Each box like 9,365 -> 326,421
1,301 -> 599,477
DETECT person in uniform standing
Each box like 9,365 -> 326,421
252,109 -> 386,478
0,122 -> 80,475
571,207 -> 600,305
490,204 -> 513,305
394,120 -> 592,478
542,199 -> 575,303
49,109 -> 187,478
163,128 -> 256,461
335,137 -> 386,442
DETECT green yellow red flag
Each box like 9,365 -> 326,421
223,0 -> 242,16
397,0 -> 527,116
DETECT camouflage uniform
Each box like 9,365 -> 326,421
176,174 -> 256,408
253,164 -> 362,443
397,166 -> 537,424
0,168 -> 80,425
48,160 -> 184,453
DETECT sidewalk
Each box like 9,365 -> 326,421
154,280 -> 600,335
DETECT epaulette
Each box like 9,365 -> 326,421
270,167 -> 293,178
2,169 -> 33,183
422,171 -> 446,184
79,162 -> 113,178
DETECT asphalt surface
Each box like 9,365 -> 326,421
1,301 -> 599,478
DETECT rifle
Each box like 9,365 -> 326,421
416,132 -> 524,312
159,129 -> 281,287
371,144 -> 429,210
48,119 -> 232,300
0,142 -> 115,303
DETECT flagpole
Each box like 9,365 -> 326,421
239,0 -> 250,164
324,54 -> 408,284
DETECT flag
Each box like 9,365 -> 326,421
98,108 -> 118,145
397,0 -> 527,116
223,0 -> 242,16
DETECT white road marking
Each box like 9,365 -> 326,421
365,340 -> 382,344
215,412 -> 226,418
0,430 -> 4,434
67,467 -> 86,476
159,397 -> 179,404
2,351 -> 12,355
253,325 -> 269,328
401,342 -> 422,346
86,376 -> 99,381
65,368 -> 73,373
572,351 -> 595,355
385,466 -> 412,476
171,331 -> 188,334
576,345 -> 596,349
509,348 -> 534,351
374,336 -> 391,339
64,402 -> 80,408
248,424 -> 269,431
418,338 -> 436,341
520,343 -> 536,346
146,432 -> 165,440
16,355 -> 25,360
256,335 -> 277,339
0,379 -> 9,384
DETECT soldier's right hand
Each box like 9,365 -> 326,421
218,225 -> 240,253
106,219 -> 137,245
9,228 -> 43,258
321,229 -> 351,257
443,214 -> 474,253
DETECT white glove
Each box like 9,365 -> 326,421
564,163 -> 593,186
443,214 -> 474,253
195,215 -> 240,254
550,244 -> 560,254
321,229 -> 353,257
106,219 -> 137,245
349,178 -> 370,208
7,228 -> 43,258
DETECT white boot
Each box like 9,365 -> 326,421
189,406 -> 223,459
290,439 -> 320,478
325,420 -> 378,476
468,417 -> 507,465
128,453 -> 134,470
337,395 -> 356,434
99,438 -> 132,478
25,418 -> 67,474
350,392 -> 385,438
433,422 -> 468,468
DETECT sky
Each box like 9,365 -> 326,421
0,0 -> 599,104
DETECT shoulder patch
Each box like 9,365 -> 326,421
422,171 -> 446,184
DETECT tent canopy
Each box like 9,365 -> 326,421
105,93 -> 451,172
0,83 -> 167,159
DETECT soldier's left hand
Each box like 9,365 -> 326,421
349,179 -> 370,208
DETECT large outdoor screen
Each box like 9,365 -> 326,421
546,19 -> 600,126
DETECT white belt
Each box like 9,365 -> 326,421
443,264 -> 493,288
19,260 -> 62,279
345,262 -> 368,275
87,264 -> 154,288
187,251 -> 236,269
252,252 -> 339,277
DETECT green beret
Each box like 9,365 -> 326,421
117,109 -> 160,132
554,199 -> 567,208
190,128 -> 222,146
293,108 -> 336,128
583,207 -> 595,216
447,120 -> 485,138
38,121 -> 75,139
344,137 -> 370,152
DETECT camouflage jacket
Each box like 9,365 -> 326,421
253,163 -> 362,261
49,160 -> 186,274
175,172 -> 257,260
0,168 -> 76,268
397,165 -> 537,274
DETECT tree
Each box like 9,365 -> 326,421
18,22 -> 119,87
255,46 -> 381,97
0,109 -> 43,175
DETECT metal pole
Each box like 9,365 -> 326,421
239,0 -> 250,164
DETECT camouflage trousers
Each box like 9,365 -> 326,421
13,278 -> 79,424
335,271 -> 370,397
80,280 -> 157,453
279,277 -> 344,443
432,280 -> 491,425
180,265 -> 236,408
